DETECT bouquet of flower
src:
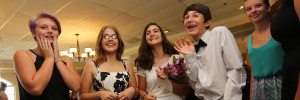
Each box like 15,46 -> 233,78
164,55 -> 187,83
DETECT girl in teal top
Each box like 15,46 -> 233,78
243,0 -> 284,99
248,35 -> 284,78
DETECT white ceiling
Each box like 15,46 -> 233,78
0,0 -> 251,62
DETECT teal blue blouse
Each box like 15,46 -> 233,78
248,35 -> 284,77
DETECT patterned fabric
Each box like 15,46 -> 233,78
92,60 -> 130,93
252,75 -> 282,100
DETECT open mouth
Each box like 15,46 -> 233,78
105,42 -> 116,47
149,35 -> 158,41
186,24 -> 197,29
44,36 -> 54,40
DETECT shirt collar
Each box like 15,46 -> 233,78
193,30 -> 210,45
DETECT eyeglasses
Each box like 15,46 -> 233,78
103,34 -> 118,39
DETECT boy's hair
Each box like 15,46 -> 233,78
183,3 -> 212,29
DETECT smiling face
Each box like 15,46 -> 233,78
145,25 -> 163,46
183,11 -> 211,39
244,0 -> 270,23
101,28 -> 119,53
33,18 -> 59,43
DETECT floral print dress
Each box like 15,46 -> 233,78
92,60 -> 130,93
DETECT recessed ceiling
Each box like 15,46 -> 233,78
0,0 -> 251,62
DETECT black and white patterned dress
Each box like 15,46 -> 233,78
92,60 -> 130,93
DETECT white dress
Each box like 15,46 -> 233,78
137,54 -> 183,100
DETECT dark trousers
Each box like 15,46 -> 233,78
281,51 -> 299,100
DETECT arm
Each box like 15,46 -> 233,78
137,67 -> 156,100
137,75 -> 148,99
243,36 -> 253,100
56,56 -> 81,92
221,27 -> 246,99
80,60 -> 118,100
174,38 -> 203,86
14,36 -> 56,96
79,60 -> 101,100
0,92 -> 8,100
14,50 -> 54,96
52,36 -> 80,92
118,60 -> 138,99
137,67 -> 147,98
294,0 -> 300,21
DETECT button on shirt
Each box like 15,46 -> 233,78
184,26 -> 246,100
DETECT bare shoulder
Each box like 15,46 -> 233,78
14,50 -> 33,62
243,36 -> 249,45
83,60 -> 97,73
14,50 -> 29,57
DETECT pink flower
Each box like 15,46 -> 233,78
164,56 -> 186,83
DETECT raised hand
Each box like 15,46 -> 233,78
98,91 -> 118,100
117,87 -> 135,100
174,38 -> 195,55
52,36 -> 60,62
156,67 -> 167,79
37,35 -> 54,59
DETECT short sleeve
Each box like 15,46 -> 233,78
137,67 -> 146,77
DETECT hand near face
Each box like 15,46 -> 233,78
174,38 -> 195,55
117,87 -> 135,100
52,36 -> 60,62
156,67 -> 167,79
98,91 -> 118,100
37,36 -> 54,59
144,93 -> 156,100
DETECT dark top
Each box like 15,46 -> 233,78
270,0 -> 300,99
17,49 -> 69,100
271,0 -> 300,52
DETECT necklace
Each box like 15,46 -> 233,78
31,49 -> 43,57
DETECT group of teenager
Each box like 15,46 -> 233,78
13,0 -> 299,100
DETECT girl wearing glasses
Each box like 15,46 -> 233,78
80,25 -> 138,100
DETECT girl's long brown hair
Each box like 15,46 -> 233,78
94,25 -> 124,64
135,23 -> 176,70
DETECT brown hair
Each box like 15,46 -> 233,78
94,25 -> 124,64
183,3 -> 212,29
135,23 -> 177,70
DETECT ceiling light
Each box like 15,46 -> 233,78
60,33 -> 95,62
239,6 -> 244,9
164,30 -> 169,33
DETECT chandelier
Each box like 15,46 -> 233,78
60,33 -> 95,62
